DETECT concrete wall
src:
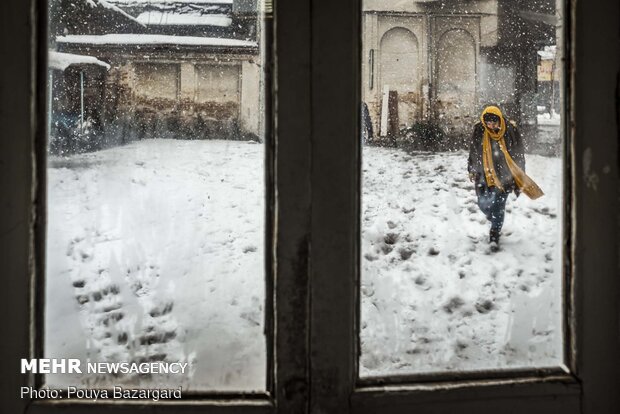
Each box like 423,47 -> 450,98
54,41 -> 263,142
134,62 -> 180,102
128,60 -> 254,124
93,54 -> 262,141
433,16 -> 481,140
479,55 -> 517,113
196,64 -> 240,104
240,60 -> 262,136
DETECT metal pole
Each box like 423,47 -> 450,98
80,70 -> 85,134
48,72 -> 53,143
369,49 -> 374,90
550,59 -> 555,115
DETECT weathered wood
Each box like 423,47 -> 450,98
274,0 -> 312,413
572,0 -> 620,412
0,0 -> 43,412
28,399 -> 273,414
2,0 -> 620,413
310,0 -> 360,413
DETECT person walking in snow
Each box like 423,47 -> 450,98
361,101 -> 374,143
468,105 -> 544,250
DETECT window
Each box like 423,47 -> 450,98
2,0 -> 620,413
360,1 -> 566,380
45,0 -> 269,393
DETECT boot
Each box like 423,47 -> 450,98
489,229 -> 500,251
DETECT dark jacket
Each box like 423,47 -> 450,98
361,102 -> 373,140
467,120 -> 525,193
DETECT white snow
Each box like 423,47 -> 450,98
49,51 -> 111,71
87,0 -> 147,28
109,0 -> 233,3
360,146 -> 564,376
537,111 -> 561,126
56,34 -> 257,48
45,139 -> 265,391
537,45 -> 557,60
45,139 -> 564,389
137,11 -> 232,27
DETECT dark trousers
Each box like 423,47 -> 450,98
475,184 -> 509,232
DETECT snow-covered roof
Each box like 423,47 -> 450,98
136,11 -> 232,27
108,0 -> 233,4
49,51 -> 111,71
57,34 -> 257,48
86,0 -> 146,28
537,45 -> 556,60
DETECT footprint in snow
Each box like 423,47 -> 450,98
427,247 -> 440,256
475,299 -> 496,314
413,275 -> 431,291
243,245 -> 257,253
384,233 -> 399,245
399,247 -> 415,260
381,244 -> 393,254
364,253 -> 379,262
442,296 -> 465,314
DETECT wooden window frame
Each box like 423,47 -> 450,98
2,1 -> 310,413
307,0 -> 619,413
1,0 -> 619,413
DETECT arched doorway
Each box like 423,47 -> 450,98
379,27 -> 419,135
436,29 -> 476,140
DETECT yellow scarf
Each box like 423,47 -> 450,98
481,106 -> 544,200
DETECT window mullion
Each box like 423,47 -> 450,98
309,0 -> 361,413
0,0 -> 39,413
273,0 -> 313,413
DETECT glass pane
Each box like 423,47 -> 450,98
361,0 -> 565,377
45,0 -> 269,391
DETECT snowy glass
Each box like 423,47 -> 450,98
360,0 -> 565,378
45,0 -> 268,391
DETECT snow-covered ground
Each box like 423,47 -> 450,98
45,139 -> 564,390
45,139 -> 265,391
360,147 -> 564,377
537,112 -> 561,126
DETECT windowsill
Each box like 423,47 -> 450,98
353,373 -> 580,404
28,393 -> 274,408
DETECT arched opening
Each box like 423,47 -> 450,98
436,29 -> 476,139
379,27 -> 419,134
